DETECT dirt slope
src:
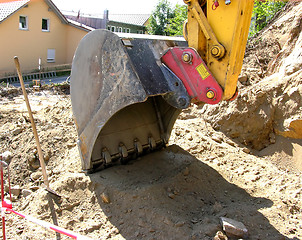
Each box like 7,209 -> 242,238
202,1 -> 302,161
0,2 -> 302,240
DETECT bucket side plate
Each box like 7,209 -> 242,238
71,30 -> 147,169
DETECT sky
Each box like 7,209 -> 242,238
52,0 -> 185,15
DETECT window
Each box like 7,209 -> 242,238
42,18 -> 49,31
110,26 -> 115,32
47,49 -> 55,63
126,28 -> 130,33
137,30 -> 143,34
117,27 -> 122,32
19,16 -> 28,30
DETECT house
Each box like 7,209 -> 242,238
0,0 -> 92,79
63,11 -> 108,30
64,10 -> 150,34
108,13 -> 150,34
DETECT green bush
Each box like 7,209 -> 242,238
250,0 -> 287,36
147,0 -> 187,36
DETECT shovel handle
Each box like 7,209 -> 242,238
14,56 -> 50,188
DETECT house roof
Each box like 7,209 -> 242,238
62,10 -> 150,27
67,18 -> 95,31
0,0 -> 91,31
109,14 -> 150,26
0,0 -> 30,22
0,0 -> 68,23
43,0 -> 68,24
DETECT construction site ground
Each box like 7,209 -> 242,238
0,2 -> 302,240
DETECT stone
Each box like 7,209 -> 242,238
11,185 -> 21,197
183,167 -> 190,176
12,127 -> 23,135
175,221 -> 185,227
11,195 -> 18,202
29,186 -> 39,191
67,143 -> 76,149
212,134 -> 223,143
30,162 -> 40,170
22,189 -> 33,197
226,139 -> 235,147
238,75 -> 248,83
289,205 -> 300,214
30,171 -> 42,181
1,151 -> 12,161
44,153 -> 50,162
220,217 -> 248,238
163,218 -> 172,225
269,132 -> 276,144
168,193 -> 175,199
214,231 -> 228,240
242,148 -> 250,154
100,192 -> 110,204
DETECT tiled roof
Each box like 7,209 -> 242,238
62,11 -> 150,27
0,0 -> 92,31
67,18 -> 95,31
109,14 -> 150,26
0,0 -> 29,22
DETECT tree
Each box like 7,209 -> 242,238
251,0 -> 287,35
147,0 -> 174,35
167,4 -> 188,36
147,0 -> 187,36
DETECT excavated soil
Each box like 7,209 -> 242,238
0,2 -> 302,240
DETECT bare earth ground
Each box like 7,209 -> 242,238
0,2 -> 302,240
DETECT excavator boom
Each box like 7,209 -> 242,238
70,0 -> 254,171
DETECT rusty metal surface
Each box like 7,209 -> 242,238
122,37 -> 187,96
71,30 -> 147,169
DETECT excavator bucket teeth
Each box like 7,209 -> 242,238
71,30 -> 189,170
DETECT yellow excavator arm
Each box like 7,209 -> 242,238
184,0 -> 254,100
70,0 -> 255,171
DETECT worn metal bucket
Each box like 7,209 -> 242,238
71,30 -> 190,170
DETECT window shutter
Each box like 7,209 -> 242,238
47,49 -> 55,63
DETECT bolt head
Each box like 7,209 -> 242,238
177,97 -> 187,107
182,52 -> 193,63
206,90 -> 215,99
211,47 -> 220,57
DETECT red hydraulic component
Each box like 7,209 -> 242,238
161,47 -> 223,105
228,87 -> 239,101
212,0 -> 219,10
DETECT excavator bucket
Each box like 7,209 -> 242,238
70,0 -> 255,172
71,30 -> 191,170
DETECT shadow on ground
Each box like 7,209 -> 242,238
258,135 -> 302,172
88,145 -> 287,240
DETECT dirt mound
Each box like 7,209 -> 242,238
240,1 -> 302,85
201,2 -> 302,153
